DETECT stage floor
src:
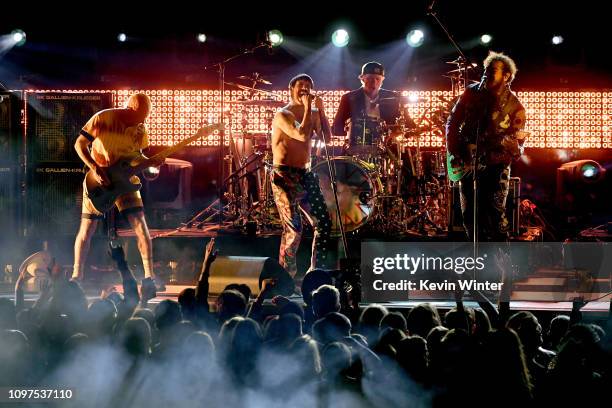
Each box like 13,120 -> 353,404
2,282 -> 609,315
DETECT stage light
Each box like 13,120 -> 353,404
552,35 -> 564,45
117,33 -> 127,42
331,29 -> 349,47
11,29 -> 26,46
197,33 -> 207,43
268,30 -> 283,47
556,159 -> 607,213
558,160 -> 605,183
480,34 -> 492,44
581,162 -> 601,180
406,29 -> 424,47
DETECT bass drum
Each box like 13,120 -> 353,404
311,157 -> 382,236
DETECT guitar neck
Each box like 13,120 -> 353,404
131,124 -> 219,173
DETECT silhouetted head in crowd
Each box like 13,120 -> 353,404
321,342 -> 352,385
444,306 -> 475,334
375,327 -> 406,358
181,331 -> 216,372
118,317 -> 151,358
86,298 -> 117,339
473,308 -> 492,340
380,311 -> 407,333
547,315 -> 570,351
311,284 -> 340,320
104,291 -> 130,322
437,329 -> 474,380
551,323 -> 603,376
290,335 -> 322,379
481,328 -> 533,403
132,308 -> 157,344
0,329 -> 30,386
278,300 -> 305,321
426,326 -> 449,371
264,314 -> 303,348
396,335 -> 429,383
164,320 -> 198,350
217,289 -> 247,324
301,269 -> 333,307
219,316 -> 244,348
312,312 -> 351,345
357,304 -> 388,346
227,318 -> 263,387
506,311 -> 543,357
0,298 -> 17,330
64,333 -> 89,352
49,280 -> 88,329
105,291 -> 124,308
40,313 -> 75,352
184,331 -> 215,357
178,288 -> 198,321
154,300 -> 182,332
224,284 -> 252,303
406,303 -> 441,338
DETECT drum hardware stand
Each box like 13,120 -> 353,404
183,198 -> 232,230
204,39 -> 270,231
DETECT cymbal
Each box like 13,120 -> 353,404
379,95 -> 428,104
231,99 -> 285,107
224,82 -> 274,95
237,74 -> 272,85
232,132 -> 268,140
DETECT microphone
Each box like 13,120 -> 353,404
300,91 -> 329,99
264,31 -> 274,51
427,0 -> 437,14
478,74 -> 487,91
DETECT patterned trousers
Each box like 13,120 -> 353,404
459,163 -> 511,241
271,166 -> 333,277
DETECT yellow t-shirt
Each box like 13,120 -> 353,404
81,108 -> 149,167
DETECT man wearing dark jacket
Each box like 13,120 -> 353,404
332,62 -> 405,153
446,51 -> 527,241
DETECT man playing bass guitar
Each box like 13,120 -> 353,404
72,93 -> 164,292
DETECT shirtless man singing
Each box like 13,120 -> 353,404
270,73 -> 333,277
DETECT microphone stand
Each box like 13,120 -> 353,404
204,41 -> 270,230
316,106 -> 350,260
427,1 -> 480,272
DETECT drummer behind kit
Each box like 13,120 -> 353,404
212,73 -> 453,237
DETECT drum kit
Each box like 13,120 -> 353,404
191,72 -> 454,238
313,97 -> 451,237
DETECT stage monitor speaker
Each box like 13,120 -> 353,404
208,256 -> 294,297
25,92 -> 113,163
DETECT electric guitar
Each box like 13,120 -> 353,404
446,130 -> 530,182
446,151 -> 470,182
85,123 -> 221,213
